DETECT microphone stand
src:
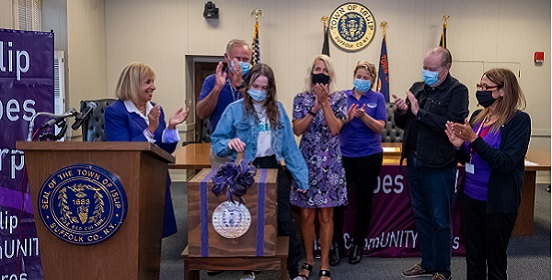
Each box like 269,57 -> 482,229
38,120 -> 68,141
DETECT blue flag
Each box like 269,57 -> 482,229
252,21 -> 260,65
377,36 -> 390,103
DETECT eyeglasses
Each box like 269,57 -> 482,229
476,84 -> 501,91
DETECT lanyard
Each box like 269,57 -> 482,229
469,116 -> 491,161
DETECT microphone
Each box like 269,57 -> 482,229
40,108 -> 78,128
71,102 -> 97,130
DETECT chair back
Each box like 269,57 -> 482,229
381,103 -> 403,142
80,98 -> 117,142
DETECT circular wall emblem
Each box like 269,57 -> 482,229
329,2 -> 376,51
38,164 -> 127,245
212,201 -> 251,239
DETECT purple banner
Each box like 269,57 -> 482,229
0,28 -> 53,279
314,166 -> 465,257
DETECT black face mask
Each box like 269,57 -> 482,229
476,90 -> 497,108
312,73 -> 330,85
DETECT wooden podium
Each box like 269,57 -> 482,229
16,141 -> 174,280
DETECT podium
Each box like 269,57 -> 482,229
16,141 -> 174,280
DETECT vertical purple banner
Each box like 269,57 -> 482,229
0,28 -> 53,279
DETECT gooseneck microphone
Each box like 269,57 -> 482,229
71,102 -> 97,130
40,108 -> 79,128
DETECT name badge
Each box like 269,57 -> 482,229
465,163 -> 475,174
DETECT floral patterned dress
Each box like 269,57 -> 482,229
290,91 -> 348,208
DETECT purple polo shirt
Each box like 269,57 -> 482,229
198,74 -> 242,131
463,123 -> 502,201
339,89 -> 387,157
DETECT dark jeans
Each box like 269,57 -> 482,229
334,153 -> 383,246
253,156 -> 303,278
462,194 -> 517,280
406,153 -> 456,276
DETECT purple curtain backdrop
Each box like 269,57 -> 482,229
0,28 -> 53,279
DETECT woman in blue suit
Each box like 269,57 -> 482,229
105,62 -> 188,237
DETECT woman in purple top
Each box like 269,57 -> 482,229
445,68 -> 531,280
291,54 -> 347,280
330,61 -> 387,266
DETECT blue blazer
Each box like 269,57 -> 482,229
104,99 -> 177,154
104,99 -> 178,237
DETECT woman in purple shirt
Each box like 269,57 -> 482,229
330,61 -> 387,266
445,68 -> 530,280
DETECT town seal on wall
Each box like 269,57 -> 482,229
38,164 -> 127,245
329,2 -> 376,51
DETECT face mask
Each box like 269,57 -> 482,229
476,90 -> 497,108
247,88 -> 267,102
230,61 -> 251,76
312,73 -> 330,85
353,79 -> 371,93
422,69 -> 440,86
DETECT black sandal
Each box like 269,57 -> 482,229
319,270 -> 331,279
298,263 -> 313,279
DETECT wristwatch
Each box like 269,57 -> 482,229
308,110 -> 316,116
235,82 -> 246,90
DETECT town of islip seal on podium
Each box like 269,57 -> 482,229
187,165 -> 278,257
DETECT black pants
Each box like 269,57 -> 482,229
462,194 -> 517,280
334,153 -> 383,246
253,156 -> 303,278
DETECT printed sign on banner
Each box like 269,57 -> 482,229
0,28 -> 54,279
313,166 -> 465,257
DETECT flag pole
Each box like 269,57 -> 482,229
250,9 -> 262,65
380,21 -> 388,39
321,16 -> 330,56
377,21 -> 390,102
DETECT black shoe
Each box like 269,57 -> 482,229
348,245 -> 362,264
329,240 -> 342,266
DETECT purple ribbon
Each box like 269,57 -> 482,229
256,169 -> 267,256
200,169 -> 217,257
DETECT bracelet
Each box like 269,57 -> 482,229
235,82 -> 246,90
308,110 -> 316,117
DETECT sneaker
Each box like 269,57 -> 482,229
432,273 -> 452,280
401,264 -> 433,278
239,271 -> 256,280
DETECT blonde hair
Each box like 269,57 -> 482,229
115,62 -> 155,104
353,61 -> 377,89
472,68 -> 526,132
225,39 -> 252,54
303,54 -> 337,93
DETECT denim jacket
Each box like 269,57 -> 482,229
211,99 -> 309,190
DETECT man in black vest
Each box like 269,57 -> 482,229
393,47 -> 469,280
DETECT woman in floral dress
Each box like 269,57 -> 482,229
291,54 -> 347,280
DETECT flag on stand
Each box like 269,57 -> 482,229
377,35 -> 390,103
252,20 -> 260,65
439,16 -> 448,49
322,25 -> 330,56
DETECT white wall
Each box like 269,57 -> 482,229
103,0 -> 550,151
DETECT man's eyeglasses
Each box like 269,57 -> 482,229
476,84 -> 501,91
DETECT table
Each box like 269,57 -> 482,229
170,143 -> 550,236
181,236 -> 289,280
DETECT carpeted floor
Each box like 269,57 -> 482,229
160,183 -> 551,280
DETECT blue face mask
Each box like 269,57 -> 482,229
247,88 -> 266,102
353,79 -> 371,93
231,61 -> 251,76
422,69 -> 440,86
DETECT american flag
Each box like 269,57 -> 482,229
252,20 -> 260,65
